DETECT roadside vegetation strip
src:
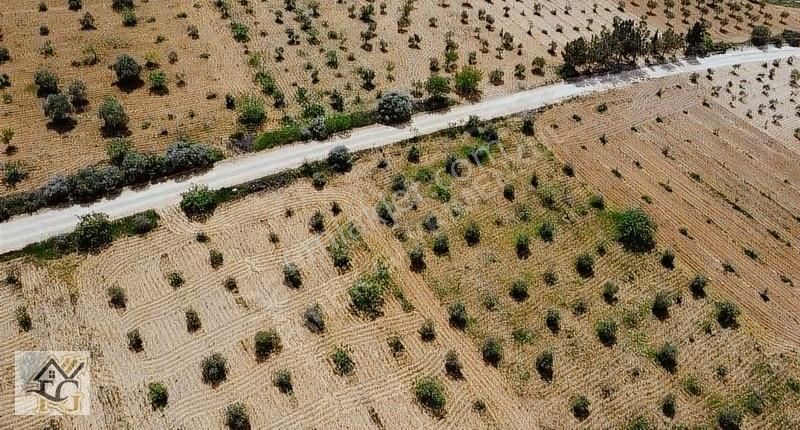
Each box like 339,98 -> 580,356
0,210 -> 159,262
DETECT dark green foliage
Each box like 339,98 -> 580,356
0,46 -> 9,63
543,269 -> 558,286
685,20 -> 712,56
303,303 -> 325,333
113,54 -> 141,83
230,22 -> 250,42
425,74 -> 451,108
717,406 -> 743,430
328,236 -> 351,270
209,249 -> 223,268
656,343 -> 678,373
80,12 -> 96,30
273,369 -> 293,394
180,185 -> 218,218
422,213 -> 438,231
546,309 -> 561,333
112,0 -> 134,10
331,345 -> 355,375
613,208 -> 657,252
327,145 -> 352,172
419,318 -> 436,341
574,253 -> 594,278
463,221 -> 480,246
515,233 -> 530,259
74,212 -> 113,251
448,302 -> 468,330
751,25 -> 772,47
376,91 -> 413,124
349,264 -> 391,318
309,210 -> 325,232
444,350 -> 463,379
571,297 -> 588,316
132,212 -> 156,234
509,279 -> 529,302
571,395 -> 591,420
602,282 -> 618,304
34,69 -> 59,95
121,9 -> 137,26
148,70 -> 167,92
283,263 -> 302,288
689,274 -> 707,298
127,328 -> 143,352
503,184 -> 515,201
376,200 -> 394,226
147,382 -> 168,410
186,308 -> 201,332
407,145 -> 421,163
595,319 -> 617,346
108,285 -> 127,308
538,221 -> 555,242
588,194 -> 605,210
481,337 -> 503,366
562,162 -> 575,177
390,174 -> 406,192
661,394 -> 676,418
237,94 -> 266,125
683,375 -> 703,396
743,391 -> 765,416
254,329 -> 282,360
167,272 -> 184,288
454,66 -> 483,99
661,249 -> 675,269
716,301 -> 740,329
98,96 -> 129,131
224,402 -> 250,430
202,353 -> 227,385
432,233 -> 449,256
536,350 -> 554,381
414,377 -> 446,415
16,306 -> 32,331
652,291 -> 672,320
43,93 -> 74,123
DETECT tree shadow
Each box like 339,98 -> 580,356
114,78 -> 144,94
100,126 -> 132,139
45,118 -> 78,134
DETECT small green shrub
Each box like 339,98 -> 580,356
689,274 -> 707,298
186,308 -> 201,332
571,395 -> 591,420
273,369 -> 293,394
303,303 -> 325,333
536,350 -> 554,381
127,328 -> 143,352
167,271 -> 184,288
595,319 -> 617,346
419,319 -> 436,341
147,382 -> 168,410
464,221 -> 480,245
254,329 -> 282,360
414,377 -> 446,415
509,279 -> 529,302
661,393 -> 676,418
444,350 -> 463,379
432,233 -> 449,256
224,402 -> 250,430
601,282 -> 618,304
574,253 -> 594,278
613,208 -> 657,252
283,263 -> 302,288
74,212 -> 113,251
717,405 -> 743,430
655,343 -> 678,373
481,337 -> 503,366
16,306 -> 32,331
202,353 -> 227,385
545,309 -> 561,333
209,249 -> 224,269
716,300 -> 740,329
108,285 -> 127,308
331,345 -> 355,375
448,302 -> 468,330
651,291 -> 672,320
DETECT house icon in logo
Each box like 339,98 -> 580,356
19,353 -> 89,415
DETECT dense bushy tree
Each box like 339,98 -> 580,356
425,74 -> 451,107
685,21 -> 712,56
561,18 -> 684,77
327,145 -> 352,172
34,69 -> 59,95
656,343 -> 678,373
74,212 -> 113,251
613,208 -> 657,252
254,329 -> 282,360
454,66 -> 482,99
164,141 -> 221,173
751,26 -> 772,47
67,80 -> 88,106
536,350 -> 554,381
0,46 -> 9,63
180,185 -> 218,218
43,93 -> 74,123
202,353 -> 227,385
414,377 -> 446,415
224,402 -> 250,430
147,382 -> 168,410
113,54 -> 141,84
112,0 -> 134,11
377,91 -> 413,124
98,96 -> 129,131
69,165 -> 123,201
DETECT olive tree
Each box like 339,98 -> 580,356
112,54 -> 141,84
376,91 -> 413,124
98,96 -> 129,131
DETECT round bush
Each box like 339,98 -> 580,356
147,382 -> 168,410
74,212 -> 113,251
481,337 -> 503,366
34,69 -> 59,95
113,54 -> 141,83
613,208 -> 657,252
43,92 -> 73,122
414,377 -> 446,415
254,329 -> 282,360
595,319 -> 617,346
201,353 -> 227,385
180,185 -> 218,218
224,402 -> 250,430
377,91 -> 413,124
536,350 -> 554,381
571,395 -> 591,420
327,145 -> 352,172
98,96 -> 129,131
448,302 -> 468,330
509,279 -> 529,302
574,253 -> 595,278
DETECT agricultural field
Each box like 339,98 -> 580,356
0,0 -> 798,196
3,84 -> 800,428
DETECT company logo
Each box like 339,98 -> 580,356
15,351 -> 91,416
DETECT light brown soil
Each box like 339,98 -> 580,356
2,0 -> 797,196
2,97 -> 799,428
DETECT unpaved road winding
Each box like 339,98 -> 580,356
2,46 -> 798,253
